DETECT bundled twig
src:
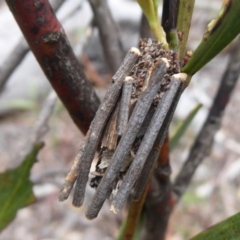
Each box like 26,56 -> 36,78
59,48 -> 140,202
111,73 -> 186,214
59,38 -> 184,221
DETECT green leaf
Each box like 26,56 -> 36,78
0,143 -> 44,231
170,103 -> 202,151
191,212 -> 240,240
116,218 -> 127,240
137,0 -> 168,48
176,0 -> 195,61
182,0 -> 240,75
116,211 -> 144,240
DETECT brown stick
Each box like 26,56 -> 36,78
101,101 -> 120,150
85,59 -> 169,219
72,48 -> 140,207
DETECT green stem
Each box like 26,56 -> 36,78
176,0 -> 195,62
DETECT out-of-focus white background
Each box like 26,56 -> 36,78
0,0 -> 240,239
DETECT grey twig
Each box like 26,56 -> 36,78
117,77 -> 133,136
138,74 -> 185,240
85,59 -> 169,220
19,91 -> 57,159
111,73 -> 187,213
173,38 -> 240,201
0,0 -> 65,93
0,38 -> 28,92
72,48 -> 140,207
88,0 -> 124,73
32,91 -> 57,142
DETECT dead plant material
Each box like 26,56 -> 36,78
59,39 -> 185,219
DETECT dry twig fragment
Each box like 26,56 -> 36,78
72,48 -> 140,207
117,77 -> 134,136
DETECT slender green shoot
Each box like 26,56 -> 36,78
170,103 -> 202,151
137,0 -> 168,49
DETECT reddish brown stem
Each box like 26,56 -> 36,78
141,137 -> 175,240
5,0 -> 100,134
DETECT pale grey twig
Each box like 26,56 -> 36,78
117,77 -> 133,136
88,0 -> 124,73
0,0 -> 65,93
18,91 -> 57,160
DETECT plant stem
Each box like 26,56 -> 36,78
176,0 -> 195,62
5,0 -> 100,134
0,0 -> 65,93
88,0 -> 124,74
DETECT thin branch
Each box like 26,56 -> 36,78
162,0 -> 179,50
162,0 -> 179,38
5,0 -> 100,134
19,91 -> 57,158
0,0 -> 65,93
122,183 -> 148,240
32,91 -> 57,141
141,174 -> 172,240
0,38 -> 28,92
173,37 -> 240,201
88,0 -> 124,74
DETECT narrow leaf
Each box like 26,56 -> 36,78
176,0 -> 195,61
170,103 -> 202,150
183,0 -> 240,75
191,212 -> 240,240
0,143 -> 43,231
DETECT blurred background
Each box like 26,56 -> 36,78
0,0 -> 240,239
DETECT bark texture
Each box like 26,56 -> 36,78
6,0 -> 100,134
